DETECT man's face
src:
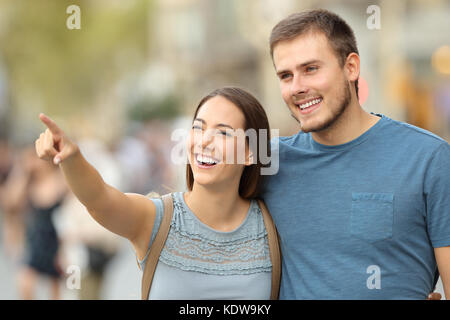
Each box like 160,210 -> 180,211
273,31 -> 352,133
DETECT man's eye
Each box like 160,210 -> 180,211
306,66 -> 318,72
280,73 -> 291,80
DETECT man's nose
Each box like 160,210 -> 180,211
290,74 -> 308,98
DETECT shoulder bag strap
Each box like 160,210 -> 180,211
141,193 -> 174,300
257,199 -> 281,300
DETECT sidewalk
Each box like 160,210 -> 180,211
0,216 -> 445,299
0,224 -> 142,300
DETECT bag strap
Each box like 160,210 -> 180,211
141,193 -> 174,300
140,195 -> 281,300
257,199 -> 281,300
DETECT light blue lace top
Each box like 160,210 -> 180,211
137,192 -> 272,300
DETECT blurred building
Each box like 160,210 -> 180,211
145,0 -> 450,139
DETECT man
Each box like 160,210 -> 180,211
261,9 -> 450,299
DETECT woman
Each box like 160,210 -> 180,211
35,87 -> 278,299
20,158 -> 66,300
3,148 -> 67,299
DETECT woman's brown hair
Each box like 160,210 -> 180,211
186,87 -> 271,199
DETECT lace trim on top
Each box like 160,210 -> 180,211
157,192 -> 272,276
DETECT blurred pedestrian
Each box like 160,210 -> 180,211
0,138 -> 20,259
6,148 -> 68,299
56,138 -> 122,300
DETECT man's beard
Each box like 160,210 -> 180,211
292,80 -> 352,133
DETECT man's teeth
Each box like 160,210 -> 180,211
299,98 -> 322,110
196,155 -> 217,165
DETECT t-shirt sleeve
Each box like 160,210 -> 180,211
260,136 -> 281,198
424,142 -> 450,248
136,197 -> 164,269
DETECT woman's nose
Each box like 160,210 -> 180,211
200,128 -> 215,148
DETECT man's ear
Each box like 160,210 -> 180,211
345,52 -> 360,83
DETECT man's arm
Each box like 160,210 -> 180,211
435,246 -> 450,299
423,142 -> 450,300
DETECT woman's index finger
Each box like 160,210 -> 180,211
39,113 -> 63,135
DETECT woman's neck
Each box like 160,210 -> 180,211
184,183 -> 250,232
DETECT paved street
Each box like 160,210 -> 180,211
0,215 -> 142,299
0,216 -> 445,300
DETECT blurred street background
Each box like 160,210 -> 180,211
0,0 -> 448,299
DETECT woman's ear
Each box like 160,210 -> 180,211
245,151 -> 255,166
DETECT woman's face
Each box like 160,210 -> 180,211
187,95 -> 251,190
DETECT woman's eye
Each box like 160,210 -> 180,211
215,130 -> 232,137
192,125 -> 202,130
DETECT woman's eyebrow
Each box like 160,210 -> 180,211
216,123 -> 235,130
194,118 -> 235,130
193,118 -> 205,123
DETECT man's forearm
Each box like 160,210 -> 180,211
435,246 -> 450,299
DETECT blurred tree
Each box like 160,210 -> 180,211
0,0 -> 153,118
128,94 -> 180,122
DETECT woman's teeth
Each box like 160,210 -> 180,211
299,98 -> 322,110
196,154 -> 217,165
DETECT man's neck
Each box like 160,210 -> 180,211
311,102 -> 380,146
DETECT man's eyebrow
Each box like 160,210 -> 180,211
276,59 -> 322,76
193,118 -> 235,130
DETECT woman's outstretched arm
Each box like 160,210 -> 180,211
35,113 -> 156,259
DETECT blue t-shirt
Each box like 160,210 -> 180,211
261,114 -> 450,299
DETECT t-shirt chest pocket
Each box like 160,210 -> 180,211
350,192 -> 394,242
